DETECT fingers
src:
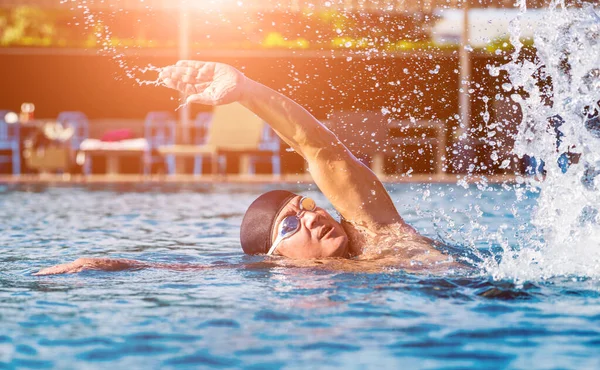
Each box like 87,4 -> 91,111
196,63 -> 214,79
159,61 -> 225,104
162,64 -> 199,81
160,61 -> 214,82
176,79 -> 188,94
186,93 -> 211,105
176,60 -> 205,69
33,266 -> 65,276
33,261 -> 82,276
158,70 -> 177,90
160,67 -> 198,93
193,81 -> 212,94
158,67 -> 178,89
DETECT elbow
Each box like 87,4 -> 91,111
295,126 -> 345,159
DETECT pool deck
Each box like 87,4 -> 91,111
0,173 -> 519,185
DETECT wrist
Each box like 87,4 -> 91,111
238,76 -> 259,105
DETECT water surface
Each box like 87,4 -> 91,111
1,183 -> 599,369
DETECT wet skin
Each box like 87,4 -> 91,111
34,61 -> 466,275
270,196 -> 349,259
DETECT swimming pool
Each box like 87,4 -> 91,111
1,183 -> 599,369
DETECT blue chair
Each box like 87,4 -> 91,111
144,111 -> 176,175
190,112 -> 212,175
248,124 -> 281,175
57,111 -> 90,174
0,110 -> 20,175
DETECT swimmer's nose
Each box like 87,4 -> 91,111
302,210 -> 322,230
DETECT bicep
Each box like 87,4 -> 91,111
261,110 -> 404,227
304,140 -> 403,227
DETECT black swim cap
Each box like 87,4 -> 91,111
240,190 -> 297,255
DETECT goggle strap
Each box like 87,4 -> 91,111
267,235 -> 284,255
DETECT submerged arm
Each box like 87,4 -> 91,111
33,255 -> 466,276
33,258 -> 146,275
33,257 -> 280,276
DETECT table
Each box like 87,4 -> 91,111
158,145 -> 276,175
79,148 -> 145,175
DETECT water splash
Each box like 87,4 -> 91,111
485,1 -> 600,282
59,0 -> 165,88
58,0 -> 600,281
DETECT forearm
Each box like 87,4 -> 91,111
34,258 -> 148,276
84,258 -> 148,271
34,257 -> 282,276
239,77 -> 401,226
239,79 -> 343,159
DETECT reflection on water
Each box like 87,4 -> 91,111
1,184 -> 599,368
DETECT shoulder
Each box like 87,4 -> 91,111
341,220 -> 417,257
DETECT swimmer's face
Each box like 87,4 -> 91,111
270,196 -> 348,259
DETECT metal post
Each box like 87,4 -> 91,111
179,0 -> 190,145
458,0 -> 471,165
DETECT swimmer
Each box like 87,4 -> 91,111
35,61 -> 464,276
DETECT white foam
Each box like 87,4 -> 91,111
484,2 -> 600,281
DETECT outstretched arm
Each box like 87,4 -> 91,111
34,255 -> 466,276
159,61 -> 404,229
33,258 -> 148,276
33,258 -> 280,276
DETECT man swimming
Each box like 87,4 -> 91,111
34,61 -> 462,276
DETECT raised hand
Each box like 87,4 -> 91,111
159,60 -> 246,106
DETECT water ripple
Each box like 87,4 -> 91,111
1,184 -> 600,368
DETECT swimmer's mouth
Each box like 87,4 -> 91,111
318,225 -> 333,240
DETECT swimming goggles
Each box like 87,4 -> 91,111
267,197 -> 317,256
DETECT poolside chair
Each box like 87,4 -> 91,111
57,111 -> 90,175
144,111 -> 176,175
208,103 -> 280,175
249,124 -> 281,176
158,103 -> 279,175
189,112 -> 220,175
0,110 -> 20,175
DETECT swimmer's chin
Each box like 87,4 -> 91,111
330,237 -> 350,258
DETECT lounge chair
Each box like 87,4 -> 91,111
0,110 -> 20,175
249,124 -> 281,175
158,103 -> 280,176
189,112 -> 221,175
144,111 -> 176,175
57,111 -> 90,175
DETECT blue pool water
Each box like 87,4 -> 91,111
1,183 -> 599,369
